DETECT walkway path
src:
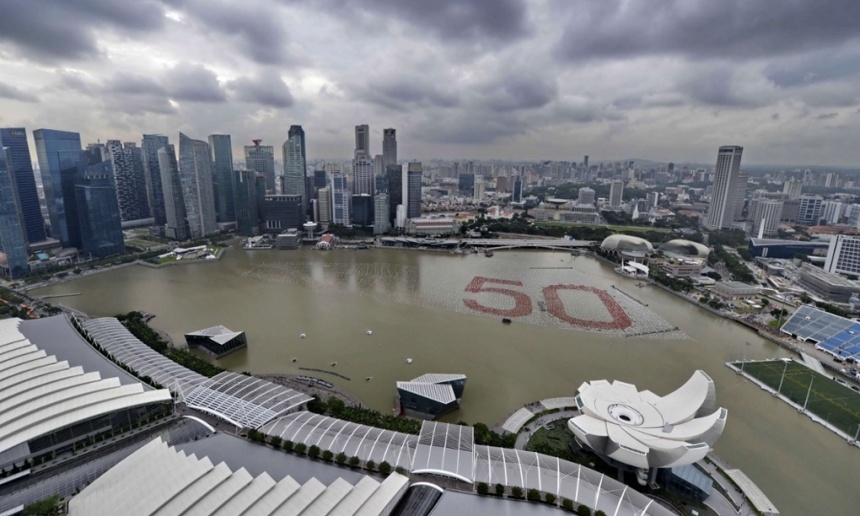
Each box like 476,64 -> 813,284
514,410 -> 579,450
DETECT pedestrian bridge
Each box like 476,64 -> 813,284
379,237 -> 595,252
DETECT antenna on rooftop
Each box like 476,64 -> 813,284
252,139 -> 262,147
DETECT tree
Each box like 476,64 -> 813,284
527,488 -> 541,502
477,482 -> 489,495
395,466 -> 406,475
545,493 -> 557,505
577,505 -> 592,516
348,456 -> 360,468
327,397 -> 346,417
282,440 -> 294,452
306,395 -> 327,414
511,486 -> 523,499
308,445 -> 321,459
378,461 -> 392,475
268,436 -> 281,448
22,495 -> 59,516
365,460 -> 376,471
595,511 -> 607,516
294,443 -> 307,455
562,499 -> 574,512
321,450 -> 334,462
495,483 -> 505,496
335,452 -> 347,464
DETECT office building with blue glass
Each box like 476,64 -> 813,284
141,134 -> 170,227
75,158 -> 124,258
0,128 -> 46,245
208,134 -> 235,223
0,146 -> 30,278
33,129 -> 82,246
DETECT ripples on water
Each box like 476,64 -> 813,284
244,261 -> 687,340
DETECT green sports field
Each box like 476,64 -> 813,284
733,360 -> 860,437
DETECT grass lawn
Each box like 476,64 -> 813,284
537,221 -> 672,233
734,360 -> 860,436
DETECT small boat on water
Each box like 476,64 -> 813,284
502,318 -> 512,324
356,244 -> 368,250
405,358 -> 414,364
366,330 -> 373,335
484,250 -> 494,257
300,333 -> 306,338
365,376 -> 373,382
331,362 -> 337,367
291,357 -> 297,363
537,301 -> 546,312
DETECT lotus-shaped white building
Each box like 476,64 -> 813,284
568,370 -> 727,472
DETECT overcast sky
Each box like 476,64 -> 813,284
1,0 -> 858,166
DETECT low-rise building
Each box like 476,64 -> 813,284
797,264 -> 860,304
405,216 -> 459,236
184,325 -> 247,358
659,258 -> 704,278
712,281 -> 760,301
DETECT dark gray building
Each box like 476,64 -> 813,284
0,128 -> 46,244
141,134 -> 170,227
406,163 -> 422,219
185,326 -> 247,359
282,126 -> 307,217
0,146 -> 30,278
75,158 -> 125,258
386,165 -> 402,225
157,145 -> 188,241
33,128 -> 82,246
351,193 -> 374,230
105,140 -> 150,222
458,173 -> 474,197
513,176 -> 523,203
244,142 -> 276,194
261,194 -> 302,235
234,169 -> 261,237
208,134 -> 235,223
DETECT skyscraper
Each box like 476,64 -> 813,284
797,196 -> 823,226
512,176 -> 523,203
609,180 -> 624,208
33,129 -> 82,246
157,145 -> 188,241
105,140 -> 150,222
386,165 -> 402,225
783,178 -> 802,200
824,235 -> 860,276
234,169 -> 260,237
753,199 -> 783,238
354,124 -> 369,158
331,173 -> 350,225
282,125 -> 307,217
704,146 -> 744,230
351,193 -> 374,229
317,185 -> 331,228
244,141 -> 276,194
74,158 -> 124,258
578,187 -> 596,205
0,145 -> 30,278
406,162 -> 422,219
208,134 -> 235,223
352,154 -> 374,196
373,192 -> 390,235
382,128 -> 397,169
178,133 -> 217,239
141,134 -> 170,226
458,173 -> 474,196
732,173 -> 749,221
261,194 -> 303,234
0,128 -> 46,244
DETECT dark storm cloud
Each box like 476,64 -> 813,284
765,51 -> 860,87
181,0 -> 294,65
357,79 -> 459,110
313,0 -> 530,44
483,78 -> 557,111
227,72 -> 294,108
556,0 -> 860,62
106,73 -> 169,96
0,81 -> 38,102
100,73 -> 175,115
164,63 -> 226,103
0,0 -> 167,61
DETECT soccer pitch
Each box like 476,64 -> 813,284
733,360 -> 860,438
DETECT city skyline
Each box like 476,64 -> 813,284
1,1 -> 859,167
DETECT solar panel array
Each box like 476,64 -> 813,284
781,305 -> 860,360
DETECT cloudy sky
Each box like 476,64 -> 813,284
1,0 -> 858,166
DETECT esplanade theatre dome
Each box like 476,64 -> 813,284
600,234 -> 653,253
660,239 -> 710,258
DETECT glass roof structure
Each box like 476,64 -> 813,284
781,304 -> 860,360
411,422 -> 474,483
260,412 -> 417,470
183,372 -> 312,429
68,437 -> 410,516
81,318 -> 207,396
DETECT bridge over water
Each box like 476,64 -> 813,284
379,237 -> 595,252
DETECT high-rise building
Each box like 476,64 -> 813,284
141,134 -> 170,226
260,194 -> 303,234
282,126 -> 307,217
373,193 -> 390,235
244,141 -> 276,194
512,176 -> 523,203
609,180 -> 624,208
822,201 -> 843,225
797,196 -> 823,226
234,169 -> 260,237
406,162 -> 422,219
647,191 -> 660,207
783,178 -> 802,200
331,173 -> 350,225
317,186 -> 331,228
732,173 -> 749,221
577,187 -> 596,205
352,154 -> 374,196
354,124 -> 369,158
56,150 -> 86,249
458,173 -> 474,196
753,199 -> 783,238
473,177 -> 485,201
0,146 -> 30,278
386,165 -> 402,225
824,235 -> 860,276
32,129 -> 81,246
351,193 -> 374,229
313,170 -> 327,189
157,145 -> 188,241
704,146 -> 744,230
74,158 -> 124,258
208,135 -> 235,223
382,128 -> 396,169
105,140 -> 150,222
0,128 -> 46,244
178,133 -> 217,238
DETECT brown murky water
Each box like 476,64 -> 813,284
34,245 -> 859,515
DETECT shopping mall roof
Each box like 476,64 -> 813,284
260,412 -> 417,471
185,325 -> 244,345
183,371 -> 312,429
0,318 -> 172,461
68,437 -> 410,516
411,421 -> 474,483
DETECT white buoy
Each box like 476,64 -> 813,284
366,330 -> 373,335
300,333 -> 306,338
405,358 -> 413,364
